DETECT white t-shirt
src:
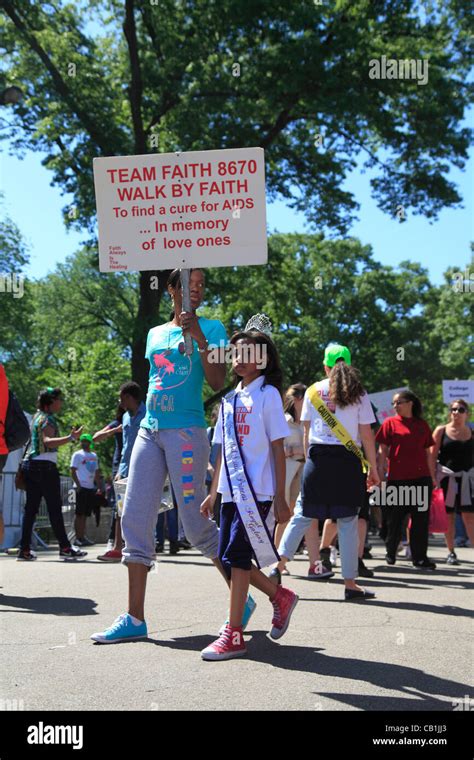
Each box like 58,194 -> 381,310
213,376 -> 290,501
301,378 -> 375,446
70,450 -> 99,489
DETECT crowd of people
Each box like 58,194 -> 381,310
0,267 -> 472,662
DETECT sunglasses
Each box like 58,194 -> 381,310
450,407 -> 467,413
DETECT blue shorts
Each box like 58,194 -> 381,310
218,500 -> 273,578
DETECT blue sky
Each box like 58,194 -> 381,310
1,126 -> 472,284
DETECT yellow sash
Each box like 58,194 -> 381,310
307,383 -> 369,473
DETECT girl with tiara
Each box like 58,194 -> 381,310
200,315 -> 299,660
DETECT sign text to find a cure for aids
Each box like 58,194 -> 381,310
93,148 -> 267,272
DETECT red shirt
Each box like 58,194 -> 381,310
0,364 -> 9,455
375,414 -> 434,481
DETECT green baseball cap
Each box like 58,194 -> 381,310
80,434 -> 94,449
323,343 -> 351,368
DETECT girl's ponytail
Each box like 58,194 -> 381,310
328,362 -> 365,408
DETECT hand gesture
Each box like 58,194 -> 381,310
367,466 -> 381,489
179,311 -> 204,343
200,493 -> 216,520
273,494 -> 291,524
71,426 -> 83,440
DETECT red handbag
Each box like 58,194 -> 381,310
429,488 -> 449,533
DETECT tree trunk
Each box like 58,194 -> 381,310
131,270 -> 171,396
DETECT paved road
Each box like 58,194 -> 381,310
1,537 -> 472,711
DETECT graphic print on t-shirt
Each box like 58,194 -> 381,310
71,451 -> 98,488
151,351 -> 192,392
142,317 -> 229,431
318,384 -> 336,413
235,403 -> 253,446
146,351 -> 192,423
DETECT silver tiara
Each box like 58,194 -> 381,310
244,313 -> 273,336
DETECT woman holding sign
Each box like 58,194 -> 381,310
92,268 -> 245,644
299,344 -> 379,600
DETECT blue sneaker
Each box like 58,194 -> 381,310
218,594 -> 256,635
90,613 -> 147,644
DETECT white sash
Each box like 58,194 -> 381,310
221,393 -> 279,569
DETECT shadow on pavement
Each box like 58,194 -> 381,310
372,565 -> 472,578
298,597 -> 473,618
367,576 -> 473,591
157,560 -> 216,567
291,577 -> 428,590
0,593 -> 98,616
146,630 -> 471,707
313,692 -> 455,710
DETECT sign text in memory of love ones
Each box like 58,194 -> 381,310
93,147 -> 267,272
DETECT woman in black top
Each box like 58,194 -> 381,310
431,399 -> 474,565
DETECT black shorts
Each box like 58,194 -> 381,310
75,487 -> 96,516
218,500 -> 274,579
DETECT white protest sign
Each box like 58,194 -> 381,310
442,380 -> 474,404
368,387 -> 408,424
93,147 -> 267,272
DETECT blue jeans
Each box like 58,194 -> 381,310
279,495 -> 359,579
155,506 -> 178,544
455,513 -> 468,542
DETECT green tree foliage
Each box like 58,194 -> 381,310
3,232 -> 469,459
33,339 -> 130,476
204,234 -> 467,407
1,0 -> 472,387
0,200 -> 34,401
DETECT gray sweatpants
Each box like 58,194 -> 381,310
121,427 -> 218,566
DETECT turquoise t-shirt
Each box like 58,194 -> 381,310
141,316 -> 228,431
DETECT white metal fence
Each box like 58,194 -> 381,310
0,472 -> 75,548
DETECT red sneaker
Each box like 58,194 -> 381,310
97,549 -> 122,562
270,586 -> 299,640
201,625 -> 247,661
